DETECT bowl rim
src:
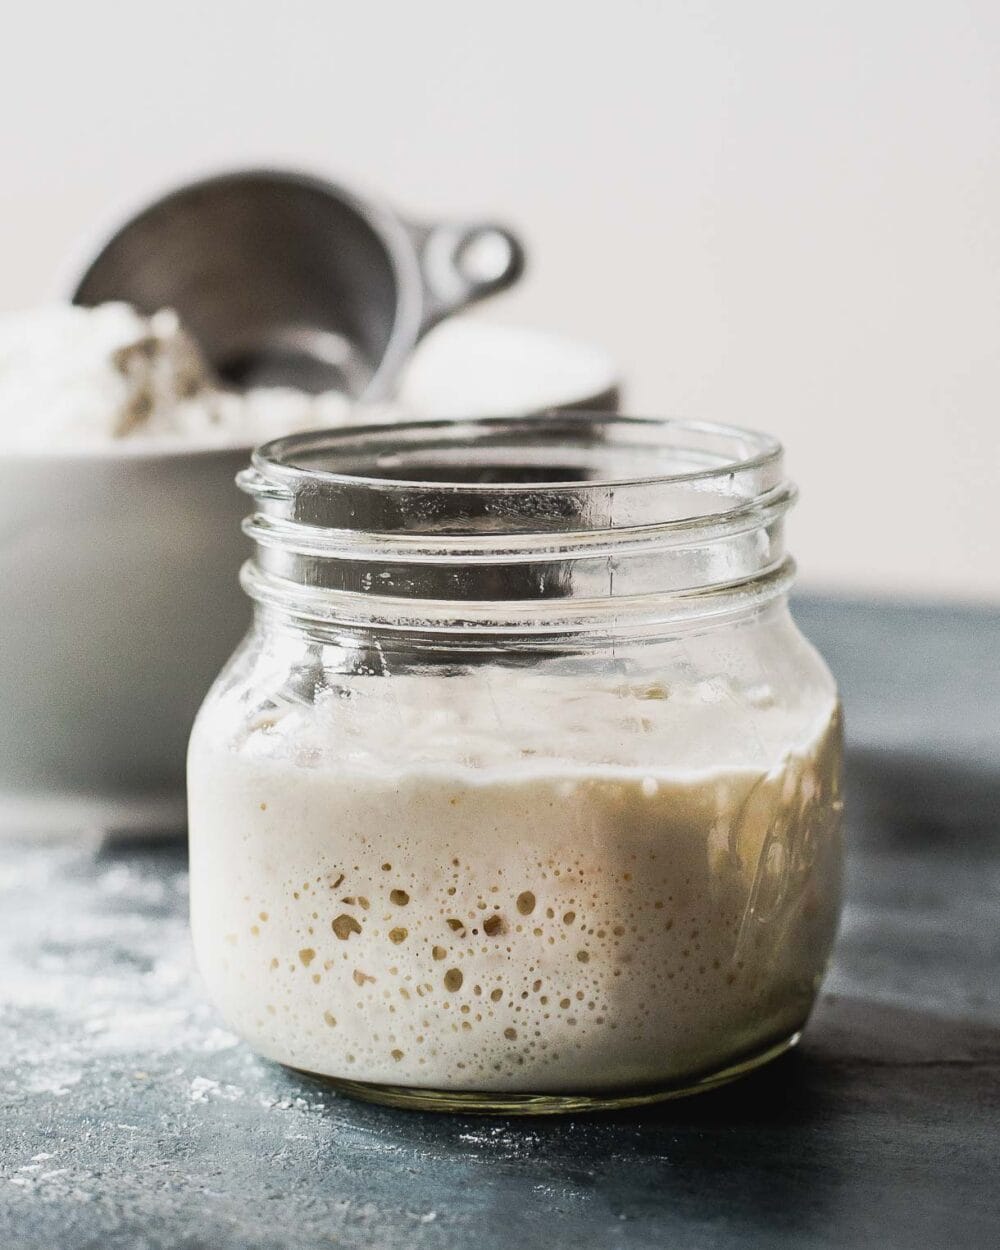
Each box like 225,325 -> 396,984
1,324 -> 623,463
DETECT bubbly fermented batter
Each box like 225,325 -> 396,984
189,682 -> 842,1093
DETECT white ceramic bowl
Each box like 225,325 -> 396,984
0,324 -> 620,833
0,443 -> 250,832
398,320 -> 619,416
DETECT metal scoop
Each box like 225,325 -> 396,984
70,168 -> 526,400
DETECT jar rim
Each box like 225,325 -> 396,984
251,412 -> 782,500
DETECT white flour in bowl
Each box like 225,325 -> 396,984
0,302 -> 359,451
0,303 -> 621,452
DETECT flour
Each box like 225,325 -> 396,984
0,302 -> 360,450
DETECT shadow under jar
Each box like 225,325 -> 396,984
187,414 -> 843,1114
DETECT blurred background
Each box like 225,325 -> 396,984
2,0 -> 998,601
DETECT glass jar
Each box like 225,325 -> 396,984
188,414 -> 843,1113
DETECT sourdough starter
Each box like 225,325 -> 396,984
189,682 -> 842,1093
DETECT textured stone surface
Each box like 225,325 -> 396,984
1,596 -> 998,1249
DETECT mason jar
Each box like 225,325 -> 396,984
188,414 -> 843,1113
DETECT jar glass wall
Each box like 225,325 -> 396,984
188,415 -> 843,1113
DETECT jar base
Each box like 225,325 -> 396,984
287,1030 -> 801,1115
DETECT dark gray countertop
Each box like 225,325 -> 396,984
2,596 -> 998,1250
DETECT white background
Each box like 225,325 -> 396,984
2,0 -> 998,601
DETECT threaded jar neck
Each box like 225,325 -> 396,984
237,413 -> 797,636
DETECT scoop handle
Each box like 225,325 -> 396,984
408,220 -> 526,335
